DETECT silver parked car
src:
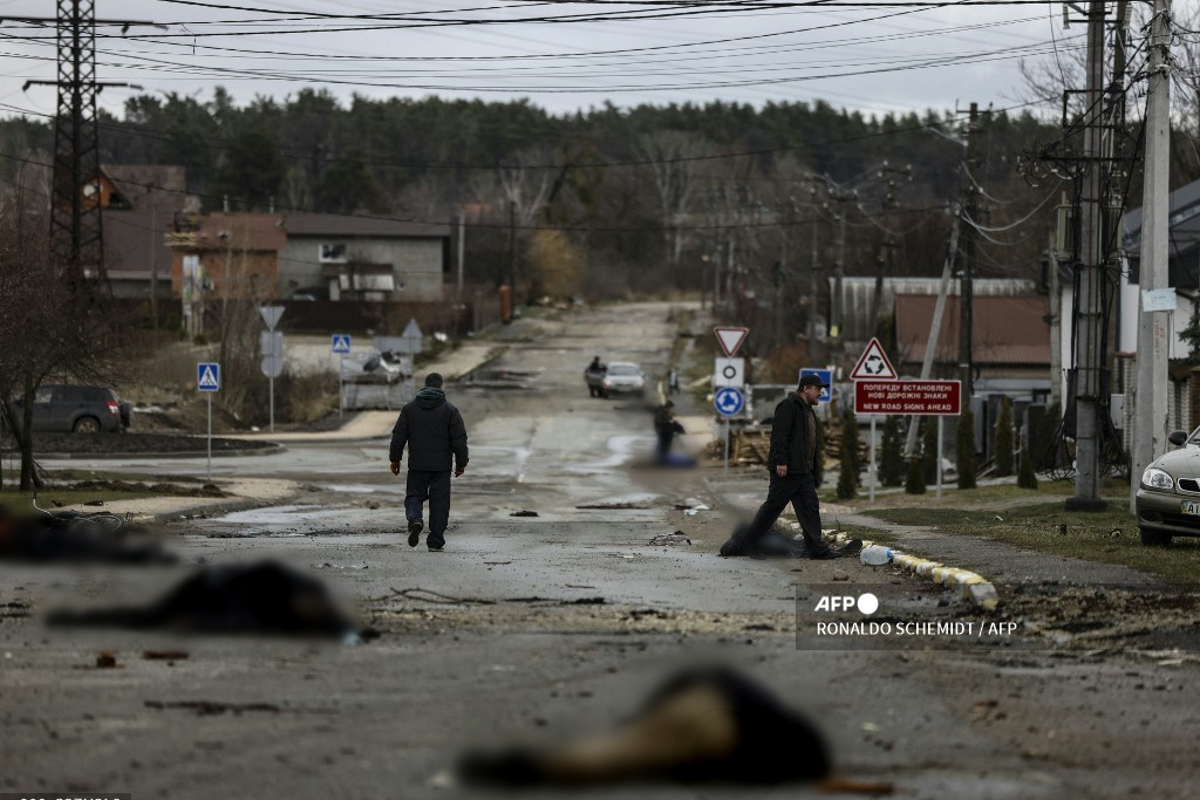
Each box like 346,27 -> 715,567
598,362 -> 647,399
1135,428 -> 1200,545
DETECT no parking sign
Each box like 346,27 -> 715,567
713,357 -> 745,388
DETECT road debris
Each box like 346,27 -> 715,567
649,531 -> 692,547
144,700 -> 281,716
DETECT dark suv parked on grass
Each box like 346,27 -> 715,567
13,385 -> 132,433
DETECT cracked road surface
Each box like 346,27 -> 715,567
3,303 -> 1198,799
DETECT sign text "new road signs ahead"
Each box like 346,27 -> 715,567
854,380 -> 962,416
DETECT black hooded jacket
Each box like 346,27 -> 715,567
389,388 -> 469,472
767,391 -> 817,475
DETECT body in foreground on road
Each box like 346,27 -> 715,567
721,374 -> 840,559
389,373 -> 469,551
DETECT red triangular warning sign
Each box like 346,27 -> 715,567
713,327 -> 749,357
849,338 -> 897,380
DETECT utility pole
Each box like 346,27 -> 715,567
21,2 -> 153,301
905,212 -> 961,458
809,201 -> 820,356
149,183 -> 158,330
834,207 -> 847,339
457,209 -> 465,299
507,199 -> 516,291
959,103 -> 981,398
1067,0 -> 1110,512
1132,0 -> 1172,511
1048,227 -> 1062,408
819,182 -> 855,340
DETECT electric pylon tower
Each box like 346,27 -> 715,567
22,1 -> 151,300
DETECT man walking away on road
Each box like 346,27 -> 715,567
389,373 -> 469,552
668,367 -> 681,396
720,374 -> 858,559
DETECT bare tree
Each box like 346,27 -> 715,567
0,190 -> 119,490
469,147 -> 554,297
636,131 -> 710,282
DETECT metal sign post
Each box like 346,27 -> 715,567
712,327 -> 748,481
197,362 -> 221,482
724,420 -> 730,479
714,387 -> 745,480
869,416 -> 876,504
332,335 -> 352,420
260,331 -> 284,432
854,379 -> 961,503
937,416 -> 944,499
259,307 -> 285,432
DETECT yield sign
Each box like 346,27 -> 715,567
259,305 -> 284,330
713,326 -> 749,358
849,337 -> 897,380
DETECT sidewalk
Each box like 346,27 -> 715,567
58,477 -> 301,524
222,343 -> 503,443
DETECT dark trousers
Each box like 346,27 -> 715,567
738,471 -> 829,555
655,427 -> 673,462
405,469 -> 452,548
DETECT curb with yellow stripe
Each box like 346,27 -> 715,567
825,530 -> 1000,611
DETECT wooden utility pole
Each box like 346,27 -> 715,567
959,103 -> 980,398
1131,0 -> 1172,511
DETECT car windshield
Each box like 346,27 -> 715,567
607,365 -> 639,376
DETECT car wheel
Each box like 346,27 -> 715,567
1139,527 -> 1172,547
73,416 -> 101,434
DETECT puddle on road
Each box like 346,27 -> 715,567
211,504 -> 355,525
326,484 -> 401,495
569,435 -> 651,474
463,368 -> 543,390
575,492 -> 661,510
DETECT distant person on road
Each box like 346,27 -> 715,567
720,374 -> 856,559
668,367 -> 681,396
586,356 -> 607,398
389,373 -> 469,552
653,401 -> 683,464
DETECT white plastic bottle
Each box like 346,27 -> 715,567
860,544 -> 894,566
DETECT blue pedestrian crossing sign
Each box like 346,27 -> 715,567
197,362 -> 220,392
799,368 -> 833,403
331,333 -> 352,354
714,386 -> 745,417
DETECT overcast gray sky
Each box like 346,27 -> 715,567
0,1 -> 1178,122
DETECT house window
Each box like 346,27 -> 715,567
319,243 -> 347,263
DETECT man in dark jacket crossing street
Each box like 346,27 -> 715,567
389,373 -> 469,552
720,374 -> 857,559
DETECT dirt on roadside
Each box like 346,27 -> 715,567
4,432 -> 281,456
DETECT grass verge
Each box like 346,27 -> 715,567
0,489 -> 162,508
860,500 -> 1200,585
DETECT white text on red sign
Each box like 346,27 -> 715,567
854,380 -> 962,416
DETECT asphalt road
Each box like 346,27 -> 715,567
3,302 -> 1197,799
